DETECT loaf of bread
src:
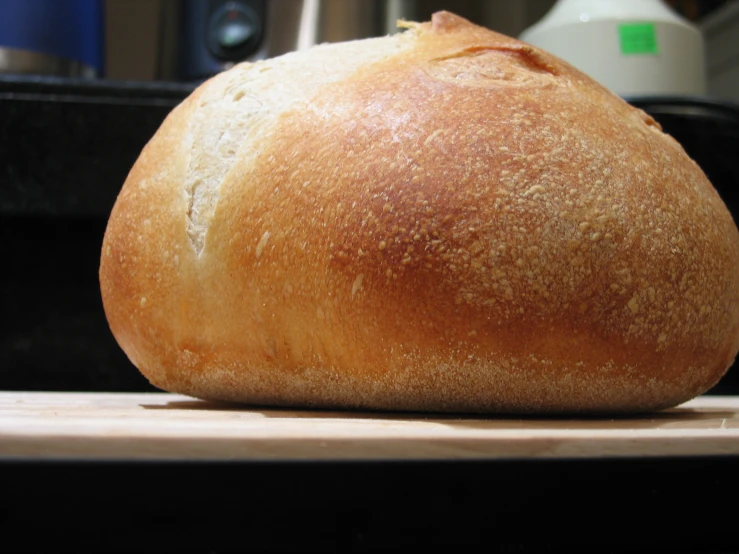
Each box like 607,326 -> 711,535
100,12 -> 739,413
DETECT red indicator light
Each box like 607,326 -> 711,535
228,10 -> 237,20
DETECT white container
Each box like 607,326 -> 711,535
519,0 -> 706,97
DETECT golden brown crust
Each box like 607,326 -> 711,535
100,12 -> 739,413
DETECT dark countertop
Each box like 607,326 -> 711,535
0,76 -> 194,217
3,457 -> 739,553
0,77 -> 194,393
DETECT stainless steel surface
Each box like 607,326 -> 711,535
261,0 -> 419,59
0,47 -> 97,77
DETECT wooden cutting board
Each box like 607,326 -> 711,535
0,392 -> 738,461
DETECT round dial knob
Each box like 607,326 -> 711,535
207,3 -> 262,61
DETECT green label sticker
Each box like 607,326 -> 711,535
619,23 -> 658,55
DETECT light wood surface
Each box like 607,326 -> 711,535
0,392 -> 738,461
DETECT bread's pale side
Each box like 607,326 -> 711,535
99,12 -> 739,413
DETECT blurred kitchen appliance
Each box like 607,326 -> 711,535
0,0 -> 104,77
520,0 -> 706,97
175,0 -> 418,81
177,0 -> 267,80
